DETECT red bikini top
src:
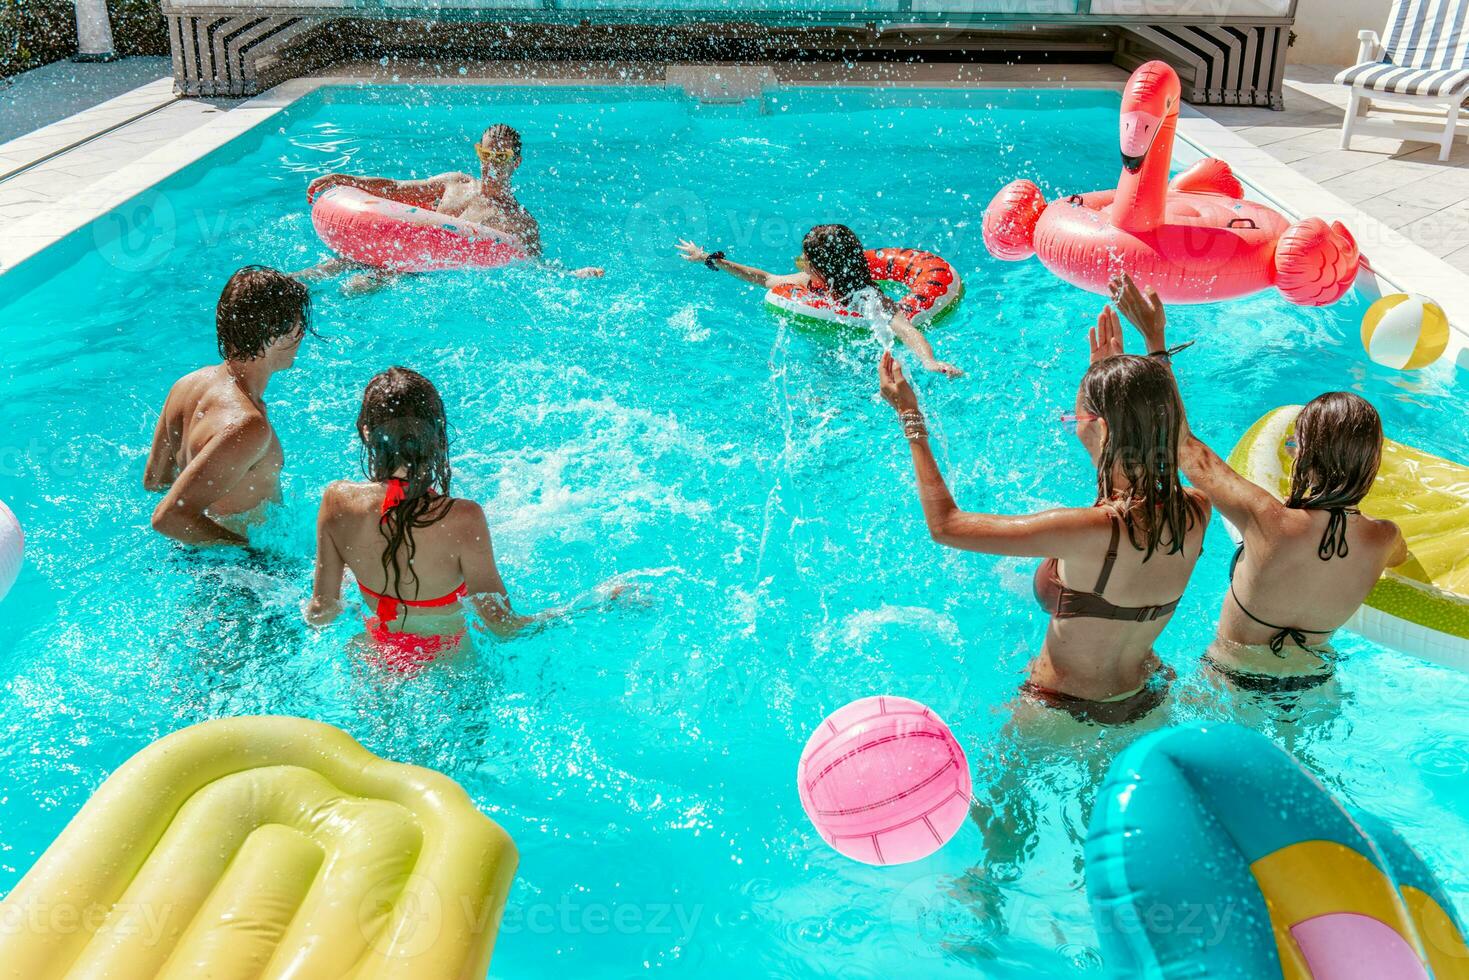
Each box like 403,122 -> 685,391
358,478 -> 467,624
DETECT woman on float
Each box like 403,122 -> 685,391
305,367 -> 625,669
676,224 -> 963,376
878,312 -> 1208,725
1109,274 -> 1407,691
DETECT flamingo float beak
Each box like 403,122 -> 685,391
1119,111 -> 1163,173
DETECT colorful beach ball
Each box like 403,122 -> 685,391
797,696 -> 971,865
1361,294 -> 1449,370
0,499 -> 22,602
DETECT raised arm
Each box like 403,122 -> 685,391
148,418 -> 269,546
879,352 -> 1097,556
675,240 -> 796,288
305,484 -> 347,626
1106,274 -> 1280,533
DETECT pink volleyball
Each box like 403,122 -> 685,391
797,695 -> 971,865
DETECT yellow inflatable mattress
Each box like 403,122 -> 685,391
0,715 -> 517,979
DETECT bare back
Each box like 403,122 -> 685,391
1032,491 -> 1211,700
144,365 -> 282,518
1214,507 -> 1402,674
317,481 -> 491,635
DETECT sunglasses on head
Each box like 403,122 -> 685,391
1059,411 -> 1101,429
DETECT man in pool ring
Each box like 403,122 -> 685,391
143,266 -> 311,545
300,123 -> 604,288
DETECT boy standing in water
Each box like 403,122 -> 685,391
144,266 -> 311,545
300,122 -> 604,290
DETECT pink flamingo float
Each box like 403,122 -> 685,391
983,61 -> 1361,306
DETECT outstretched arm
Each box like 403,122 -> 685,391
888,312 -> 962,377
149,418 -> 270,545
458,502 -> 632,636
879,352 -> 1096,556
306,172 -> 451,208
675,240 -> 797,288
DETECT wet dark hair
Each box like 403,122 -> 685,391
216,266 -> 311,362
357,367 -> 454,617
1286,392 -> 1382,511
803,224 -> 890,310
1080,354 -> 1202,559
479,123 -> 522,156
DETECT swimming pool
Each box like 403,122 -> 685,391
1,82 -> 1467,976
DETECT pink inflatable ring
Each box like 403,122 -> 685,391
309,185 -> 527,272
983,61 -> 1361,307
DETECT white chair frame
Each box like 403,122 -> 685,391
1340,29 -> 1469,161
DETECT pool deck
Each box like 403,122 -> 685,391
2,57 -> 1469,368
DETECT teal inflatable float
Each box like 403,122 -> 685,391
1086,724 -> 1469,978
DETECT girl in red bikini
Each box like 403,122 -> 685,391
305,366 -> 620,670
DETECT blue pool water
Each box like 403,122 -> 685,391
1,84 -> 1467,976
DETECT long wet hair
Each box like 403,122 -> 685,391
1080,354 -> 1202,559
1285,392 -> 1382,511
1285,392 -> 1382,560
357,367 -> 454,611
803,224 -> 891,311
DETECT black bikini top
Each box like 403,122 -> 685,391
1228,506 -> 1360,655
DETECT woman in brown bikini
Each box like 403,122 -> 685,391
878,310 -> 1209,726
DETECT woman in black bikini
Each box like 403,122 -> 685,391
1110,273 -> 1408,690
879,312 -> 1209,726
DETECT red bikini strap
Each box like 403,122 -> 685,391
1094,512 -> 1122,595
381,477 -> 408,517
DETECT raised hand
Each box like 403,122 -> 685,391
675,240 -> 709,264
1089,305 -> 1125,364
880,351 -> 921,413
1109,272 -> 1167,353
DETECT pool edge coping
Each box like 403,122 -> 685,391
2,69 -> 1467,372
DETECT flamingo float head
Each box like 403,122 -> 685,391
1119,61 -> 1181,174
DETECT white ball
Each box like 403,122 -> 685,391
0,499 -> 23,602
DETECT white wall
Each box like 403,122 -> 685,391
1289,0 -> 1393,64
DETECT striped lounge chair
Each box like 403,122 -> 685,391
1338,0 -> 1469,161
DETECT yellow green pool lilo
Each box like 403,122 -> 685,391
0,717 -> 517,980
1229,405 -> 1469,672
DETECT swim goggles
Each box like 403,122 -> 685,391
474,144 -> 516,164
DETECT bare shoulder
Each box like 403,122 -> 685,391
444,497 -> 488,527
1363,513 -> 1404,546
322,480 -> 381,513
